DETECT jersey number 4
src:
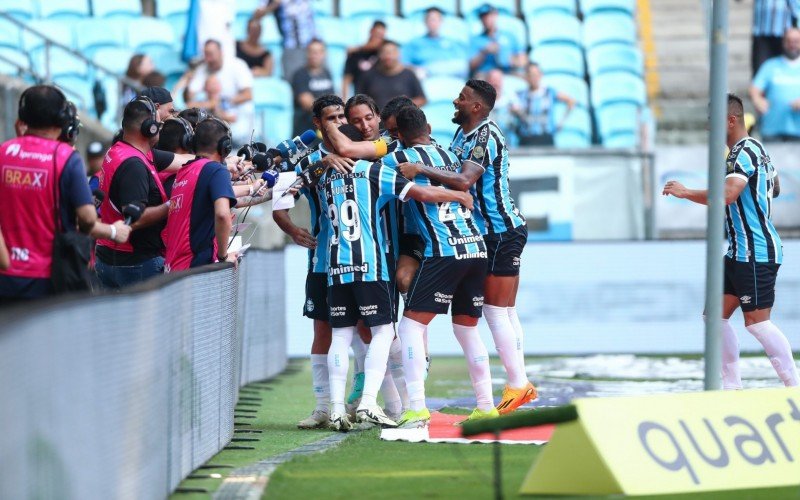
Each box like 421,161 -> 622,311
329,200 -> 362,244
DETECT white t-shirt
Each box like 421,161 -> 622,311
197,0 -> 235,58
189,57 -> 255,144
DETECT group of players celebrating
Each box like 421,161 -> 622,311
275,79 -> 537,431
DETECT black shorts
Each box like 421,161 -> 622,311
398,234 -> 424,262
303,272 -> 329,321
328,281 -> 395,328
406,256 -> 487,317
723,257 -> 780,312
485,224 -> 528,276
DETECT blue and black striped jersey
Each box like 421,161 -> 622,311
752,0 -> 799,37
295,145 -> 330,273
450,119 -> 526,236
321,160 -> 413,285
725,137 -> 782,264
382,144 -> 486,259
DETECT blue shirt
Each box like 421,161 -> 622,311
273,0 -> 317,49
320,160 -> 413,285
725,137 -> 782,264
469,30 -> 522,74
450,119 -> 526,235
295,145 -> 330,274
382,144 -> 486,259
188,161 -> 237,268
402,35 -> 469,78
753,56 -> 800,138
752,0 -> 799,37
515,87 -> 558,137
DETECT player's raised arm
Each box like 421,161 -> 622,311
403,184 -> 474,210
398,160 -> 483,192
322,119 -> 389,160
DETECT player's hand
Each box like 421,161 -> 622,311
754,98 -> 769,115
398,162 -> 421,179
286,186 -> 300,197
484,42 -> 500,54
226,155 -> 245,177
662,180 -> 688,198
290,227 -> 317,249
112,221 -> 132,243
456,191 -> 474,210
323,153 -> 355,174
251,178 -> 268,197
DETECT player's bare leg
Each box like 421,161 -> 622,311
298,319 -> 332,429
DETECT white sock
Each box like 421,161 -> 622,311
746,320 -> 800,387
361,323 -> 395,408
398,316 -> 428,411
453,323 -> 494,411
310,354 -> 330,411
380,368 -> 403,415
389,336 -> 409,409
484,304 -> 528,388
351,335 -> 367,374
508,306 -> 526,374
719,318 -> 742,390
328,327 -> 354,415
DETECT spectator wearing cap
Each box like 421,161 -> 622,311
342,21 -> 386,99
86,141 -> 105,191
356,40 -> 427,110
140,86 -> 177,121
403,7 -> 469,79
469,4 -> 526,75
255,0 -> 318,82
291,39 -> 334,135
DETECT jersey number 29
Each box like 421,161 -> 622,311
329,200 -> 362,244
438,202 -> 470,222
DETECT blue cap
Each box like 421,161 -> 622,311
477,3 -> 497,17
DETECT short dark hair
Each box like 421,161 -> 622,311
425,7 -> 444,16
18,85 -> 68,129
313,94 -> 344,118
308,37 -> 325,48
193,118 -> 229,155
338,123 -> 363,142
205,39 -> 222,50
380,95 -> 415,122
727,93 -> 744,117
372,20 -> 387,29
157,119 -> 187,153
142,71 -> 166,87
466,78 -> 496,110
345,94 -> 379,120
122,98 -> 155,134
396,106 -> 428,139
381,39 -> 400,50
178,107 -> 209,129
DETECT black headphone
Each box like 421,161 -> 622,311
193,116 -> 232,158
166,116 -> 194,152
136,95 -> 161,138
18,85 -> 81,143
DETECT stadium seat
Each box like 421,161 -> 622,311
358,16 -> 424,46
579,0 -> 635,16
259,15 -> 284,50
235,0 -> 262,19
423,102 -> 458,139
99,75 -> 121,129
340,0 -> 394,19
582,12 -> 636,48
554,129 -> 590,148
0,0 -> 38,21
527,11 -> 581,47
169,13 -> 189,51
602,130 -> 637,147
521,0 -> 577,16
127,18 -> 176,53
438,15 -> 471,46
530,43 -> 585,77
586,43 -> 643,76
31,45 -> 88,79
312,0 -> 335,17
22,20 -> 75,51
401,0 -> 458,17
75,19 -> 126,57
596,101 -> 639,139
0,18 -> 21,49
553,101 -> 592,140
468,13 -> 527,51
423,76 -> 463,104
92,0 -> 142,19
590,71 -> 646,107
461,0 -> 517,16
39,0 -> 89,20
92,47 -> 135,75
327,45 -> 347,89
0,46 -> 29,76
149,47 -> 186,79
252,77 -> 293,144
52,75 -> 95,111
502,74 -> 528,96
156,0 -> 190,18
543,73 -> 589,107
316,16 -> 358,48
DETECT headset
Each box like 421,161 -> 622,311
193,116 -> 232,158
165,116 -> 195,152
135,95 -> 161,138
18,85 -> 81,143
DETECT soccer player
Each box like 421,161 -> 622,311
384,106 -> 497,429
320,121 -> 475,431
662,93 -> 799,389
398,79 -> 536,414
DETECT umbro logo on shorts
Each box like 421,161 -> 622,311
305,298 -> 315,312
740,295 -> 752,304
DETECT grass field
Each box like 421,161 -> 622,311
172,356 -> 800,500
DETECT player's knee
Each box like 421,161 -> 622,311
395,267 -> 415,293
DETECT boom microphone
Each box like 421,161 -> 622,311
122,201 -> 145,225
275,129 -> 317,165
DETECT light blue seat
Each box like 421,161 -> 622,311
0,46 -> 29,75
503,74 -> 527,96
270,45 -> 283,78
0,18 -> 21,49
401,0 -> 458,17
169,13 -> 189,51
149,47 -> 186,78
423,102 -> 458,141
553,101 -> 591,142
32,46 -> 87,78
259,15 -> 284,49
543,73 -> 588,107
579,0 -> 635,16
92,47 -> 135,75
75,19 -> 126,57
99,75 -> 121,129
92,0 -> 142,19
583,12 -> 636,48
596,101 -> 639,140
469,13 -> 527,51
312,0 -> 335,17
530,43 -> 584,77
602,131 -> 637,147
438,15 -> 470,46
0,0 -> 38,20
156,0 -> 190,18
590,71 -> 645,107
235,0 -> 262,19
554,129 -> 590,147
423,76 -> 463,104
461,0 -> 517,16
316,16 -> 358,48
326,45 -> 347,90
357,16 -> 423,46
340,0 -> 394,19
22,20 -> 75,51
53,75 -> 95,111
39,0 -> 89,20
587,43 -> 642,76
528,11 -> 581,47
253,77 -> 293,144
521,0 -> 577,16
127,18 -> 176,52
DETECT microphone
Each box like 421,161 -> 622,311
252,152 -> 274,173
275,130 -> 317,165
122,201 -> 145,225
92,189 -> 105,209
261,168 -> 279,188
279,160 -> 327,198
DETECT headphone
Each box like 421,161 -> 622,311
135,95 -> 161,138
166,116 -> 194,152
18,85 -> 81,143
193,116 -> 232,158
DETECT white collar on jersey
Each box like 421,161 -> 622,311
318,143 -> 331,155
461,117 -> 492,138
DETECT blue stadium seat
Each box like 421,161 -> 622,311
75,19 -> 126,57
543,74 -> 588,107
438,15 -> 470,46
469,13 -> 527,52
312,0 -> 335,17
602,130 -> 637,147
579,0 -> 635,16
99,75 -> 121,129
39,0 -> 89,20
53,75 -> 95,111
270,45 -> 284,78
235,0 -> 262,19
92,47 -> 135,75
169,13 -> 189,51
340,0 -> 394,19
528,11 -> 581,47
554,129 -> 590,148
0,46 -> 29,76
503,74 -> 528,96
461,0 -> 517,16
590,71 -> 645,107
0,0 -> 39,21
531,43 -> 584,77
596,102 -> 639,141
156,0 -> 190,18
401,0 -> 458,17
149,47 -> 186,79
521,0 -> 577,16
31,46 -> 87,78
22,20 -> 75,51
0,18 -> 21,49
92,0 -> 142,19
357,16 -> 424,46
127,18 -> 176,53
423,76 -> 463,104
316,16 -> 358,48
252,77 -> 293,144
326,45 -> 347,89
259,15 -> 284,50
423,102 -> 458,144
582,12 -> 636,48
552,101 -> 591,145
586,43 -> 642,76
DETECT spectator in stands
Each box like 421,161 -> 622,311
197,0 -> 236,59
255,0 -> 318,82
403,7 -> 469,79
380,95 -> 415,140
142,71 -> 167,88
357,41 -> 426,110
195,74 -> 241,126
292,39 -> 334,135
121,54 -> 155,105
750,27 -> 800,141
140,87 -> 177,121
751,0 -> 800,76
0,85 -> 131,301
236,17 -> 274,76
86,141 -> 105,193
511,62 -> 575,146
342,21 -> 386,99
184,40 -> 254,146
486,69 -> 518,145
469,4 -> 526,76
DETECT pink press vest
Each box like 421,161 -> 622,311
163,158 -> 217,272
0,136 -> 72,279
96,141 -> 166,253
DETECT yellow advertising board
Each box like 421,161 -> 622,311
520,387 -> 800,496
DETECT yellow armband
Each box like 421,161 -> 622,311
373,138 -> 388,158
